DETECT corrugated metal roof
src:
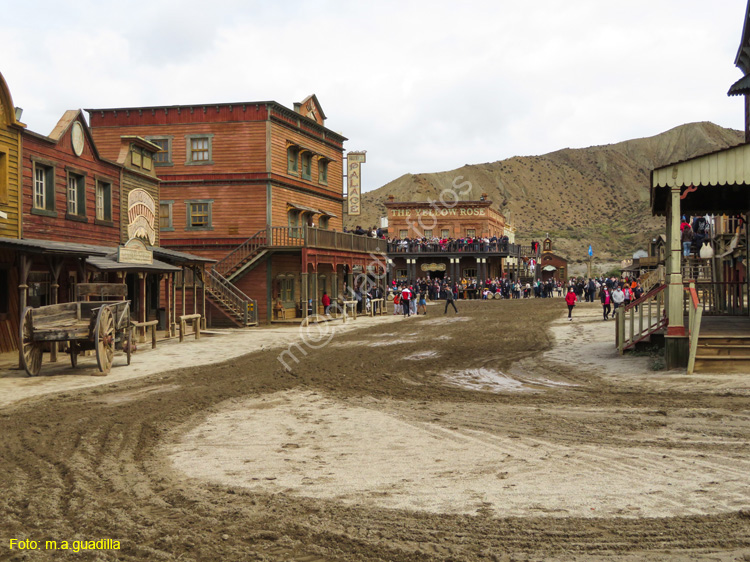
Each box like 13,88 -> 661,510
728,74 -> 750,96
652,142 -> 750,188
149,246 -> 215,264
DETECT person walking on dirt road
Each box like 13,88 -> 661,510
565,287 -> 577,321
444,284 -> 458,314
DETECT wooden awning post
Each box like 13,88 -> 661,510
181,267 -> 186,318
171,271 -> 177,337
47,257 -> 63,363
300,272 -> 308,319
192,266 -> 198,316
165,273 -> 172,339
17,253 -> 32,369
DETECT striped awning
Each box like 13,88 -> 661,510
652,142 -> 750,189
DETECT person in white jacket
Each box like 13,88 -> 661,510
611,286 -> 625,313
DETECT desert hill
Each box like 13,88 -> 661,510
347,122 -> 743,265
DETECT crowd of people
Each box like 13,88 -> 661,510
380,274 -> 646,321
387,236 -> 513,253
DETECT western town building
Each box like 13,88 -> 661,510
619,0 -> 750,372
0,71 -> 211,356
87,95 -> 383,324
384,196 -> 537,282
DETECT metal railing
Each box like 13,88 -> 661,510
204,268 -> 257,326
616,283 -> 667,354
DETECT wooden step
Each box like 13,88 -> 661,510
696,344 -> 750,357
693,356 -> 750,373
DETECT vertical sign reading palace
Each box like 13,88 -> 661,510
347,151 -> 366,216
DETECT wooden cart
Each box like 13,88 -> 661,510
19,283 -> 133,377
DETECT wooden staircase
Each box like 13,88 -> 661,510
203,268 -> 257,327
693,335 -> 750,372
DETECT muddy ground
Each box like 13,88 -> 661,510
2,299 -> 750,561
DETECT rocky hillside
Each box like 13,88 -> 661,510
348,122 -> 743,265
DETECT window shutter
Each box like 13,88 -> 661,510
45,168 -> 55,211
104,184 -> 112,221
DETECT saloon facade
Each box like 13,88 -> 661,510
87,95 -> 382,323
384,196 -> 536,282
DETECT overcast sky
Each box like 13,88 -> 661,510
2,0 -> 747,190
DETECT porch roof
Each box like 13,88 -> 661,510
650,142 -> 750,215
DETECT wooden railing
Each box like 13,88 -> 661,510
685,282 -> 703,374
215,226 -> 385,279
204,268 -> 257,325
682,281 -> 747,316
386,240 -> 525,256
616,283 -> 667,354
639,265 -> 665,293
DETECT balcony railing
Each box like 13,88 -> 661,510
386,240 -> 527,256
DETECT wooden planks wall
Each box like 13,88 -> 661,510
21,126 -> 123,247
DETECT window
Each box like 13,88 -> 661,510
95,180 -> 112,222
66,170 -> 86,218
185,134 -> 213,165
279,275 -> 295,303
130,146 -> 154,171
424,229 -> 433,238
396,269 -> 407,279
0,149 -> 7,205
300,151 -> 312,180
148,137 -> 173,165
318,216 -> 329,230
441,229 -> 450,238
399,229 -> 408,239
28,272 -> 50,308
287,146 -> 299,175
463,268 -> 477,278
160,201 -> 174,230
32,160 -> 55,215
186,199 -> 213,230
466,229 -> 476,238
318,158 -> 328,185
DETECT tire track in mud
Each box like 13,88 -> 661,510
1,300 -> 749,561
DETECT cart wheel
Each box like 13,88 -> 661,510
69,341 -> 78,368
95,306 -> 115,374
20,307 -> 42,376
125,326 -> 132,365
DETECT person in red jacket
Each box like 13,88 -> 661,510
565,287 -> 577,321
322,292 -> 331,315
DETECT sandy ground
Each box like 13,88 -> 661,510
2,298 -> 750,561
0,313 -> 400,408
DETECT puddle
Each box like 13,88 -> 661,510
404,351 -> 440,360
444,368 -> 529,393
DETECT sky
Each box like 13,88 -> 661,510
2,0 -> 748,191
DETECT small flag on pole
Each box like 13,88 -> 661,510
588,245 -> 593,257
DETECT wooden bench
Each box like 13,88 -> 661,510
179,314 -> 201,342
132,320 -> 158,349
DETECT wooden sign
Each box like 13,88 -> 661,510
347,151 -> 366,216
118,237 -> 153,264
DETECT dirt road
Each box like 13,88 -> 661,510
2,299 -> 750,561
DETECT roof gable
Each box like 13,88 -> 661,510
0,71 -> 25,129
294,94 -> 326,125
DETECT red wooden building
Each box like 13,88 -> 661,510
87,95 -> 383,323
0,72 -> 211,355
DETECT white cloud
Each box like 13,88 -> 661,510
1,0 -> 746,188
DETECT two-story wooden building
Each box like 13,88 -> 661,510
87,95 -> 383,323
384,196 -> 535,282
0,71 -> 214,357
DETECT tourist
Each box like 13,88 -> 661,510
611,285 -> 625,314
443,284 -> 458,314
417,290 -> 427,315
565,287 -> 577,321
401,285 -> 412,317
393,291 -> 401,315
322,291 -> 331,315
681,224 -> 694,257
601,286 -> 611,320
